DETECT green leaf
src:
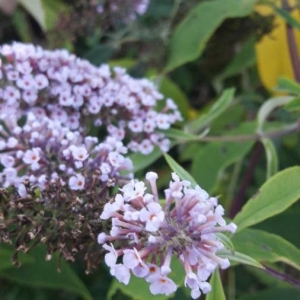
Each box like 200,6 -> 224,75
190,122 -> 255,192
270,3 -> 300,29
12,9 -> 32,42
157,76 -> 191,120
215,233 -> 234,251
217,36 -> 256,81
165,0 -> 258,71
254,208 -> 300,249
41,0 -> 68,30
232,228 -> 300,271
0,246 -> 34,272
257,96 -> 293,132
233,166 -> 300,232
164,153 -> 198,187
187,88 -> 235,133
284,97 -> 300,112
207,269 -> 226,300
218,249 -> 264,269
130,147 -> 163,173
83,44 -> 114,65
236,288 -> 300,300
261,138 -> 278,179
0,247 -> 92,300
107,258 -> 184,300
108,58 -> 137,69
277,77 -> 300,94
159,128 -> 201,142
17,0 -> 46,30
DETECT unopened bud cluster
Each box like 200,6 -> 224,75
0,180 -> 107,273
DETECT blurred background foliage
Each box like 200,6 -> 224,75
1,0 -> 300,299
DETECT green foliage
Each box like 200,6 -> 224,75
187,88 -> 236,133
236,288 -> 300,300
0,247 -> 92,300
261,138 -> 279,179
278,77 -> 300,94
234,166 -> 300,232
207,270 -> 226,300
164,153 -> 198,186
0,246 -> 34,272
232,228 -> 300,271
218,250 -> 263,269
190,122 -> 255,192
166,0 -> 258,71
130,147 -> 164,173
158,76 -> 191,121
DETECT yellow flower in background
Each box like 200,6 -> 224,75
255,0 -> 300,92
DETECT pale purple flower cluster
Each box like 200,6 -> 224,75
0,111 -> 132,191
0,42 -> 181,154
98,172 -> 237,298
97,0 -> 150,22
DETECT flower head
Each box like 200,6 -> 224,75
98,172 -> 237,298
0,42 -> 181,154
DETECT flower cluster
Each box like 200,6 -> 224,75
0,112 -> 132,191
97,0 -> 150,22
98,172 -> 237,298
0,42 -> 181,153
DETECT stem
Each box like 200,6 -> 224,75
263,265 -> 300,289
198,122 -> 299,143
224,160 -> 243,213
227,268 -> 236,300
229,142 -> 263,218
282,0 -> 300,82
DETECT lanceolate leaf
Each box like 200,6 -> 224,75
159,128 -> 200,142
232,228 -> 300,271
278,77 -> 300,94
186,88 -> 235,133
261,138 -> 279,179
257,96 -> 293,132
164,153 -> 198,186
17,0 -> 46,30
218,249 -> 264,269
165,0 -> 258,71
207,269 -> 226,300
233,166 -> 300,232
215,233 -> 234,251
284,97 -> 300,112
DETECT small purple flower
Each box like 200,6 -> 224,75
98,173 -> 237,298
0,112 -> 133,190
0,42 -> 181,154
